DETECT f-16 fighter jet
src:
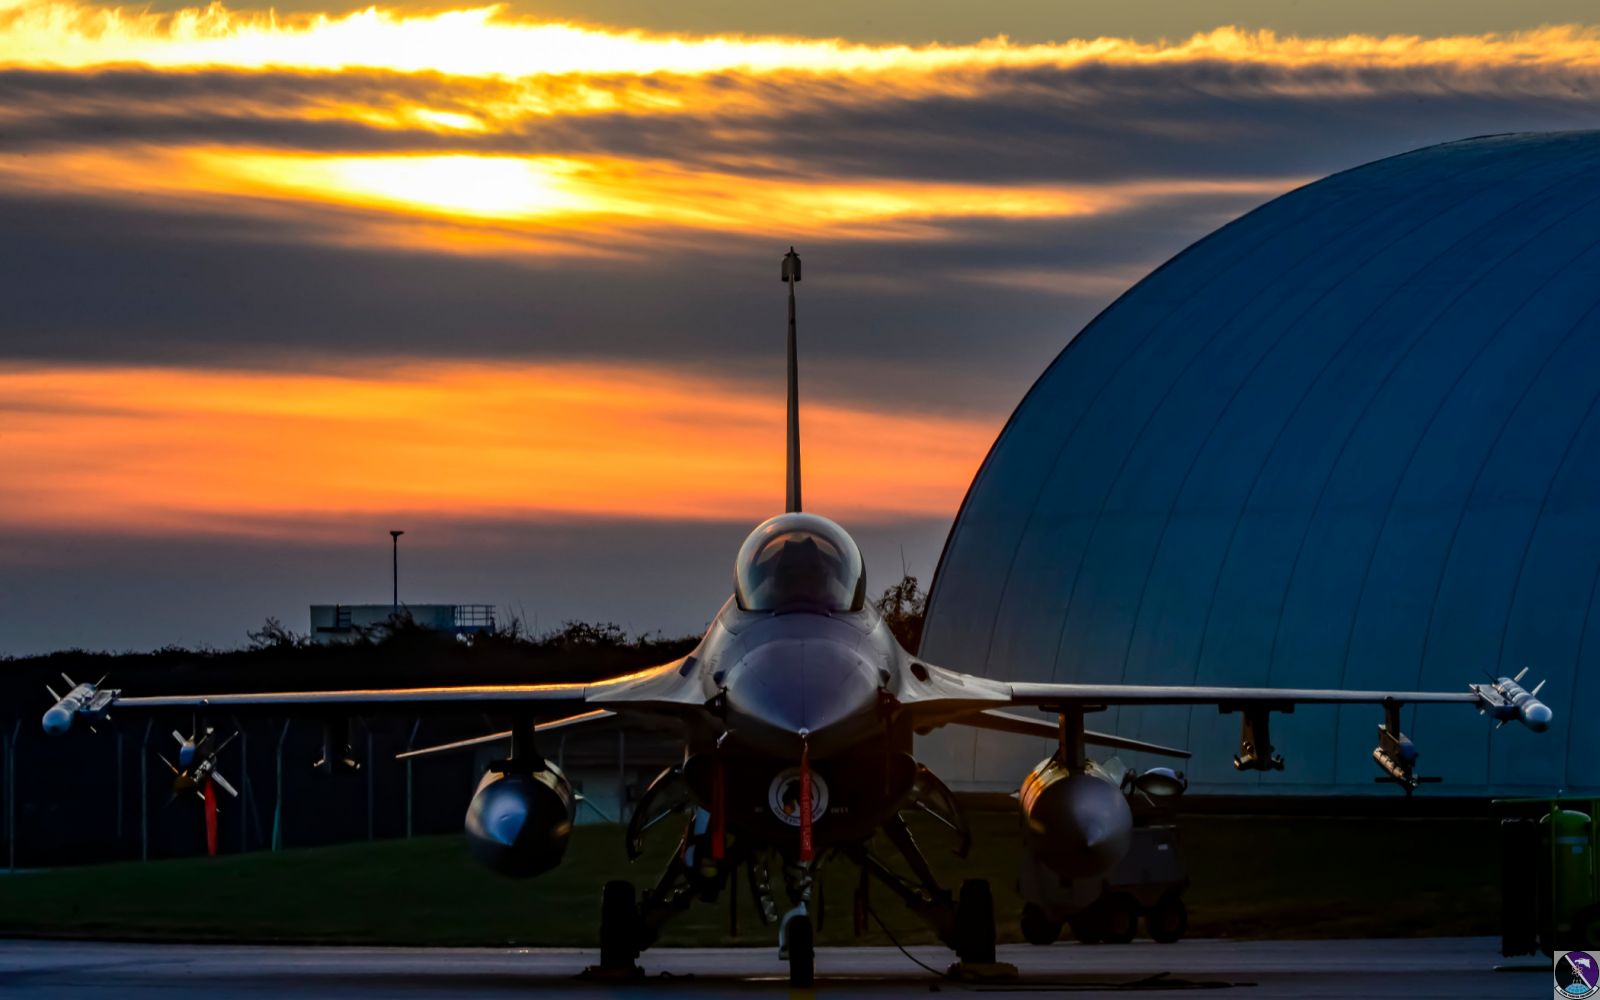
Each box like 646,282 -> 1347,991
43,248 -> 1553,986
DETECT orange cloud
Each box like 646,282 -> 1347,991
4,1 -> 1600,76
2,1 -> 1594,261
0,362 -> 996,535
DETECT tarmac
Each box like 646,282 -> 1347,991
0,937 -> 1549,998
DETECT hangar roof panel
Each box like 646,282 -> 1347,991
919,132 -> 1600,795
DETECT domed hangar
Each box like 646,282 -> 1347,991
920,131 -> 1600,797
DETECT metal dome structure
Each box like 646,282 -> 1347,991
920,132 -> 1600,796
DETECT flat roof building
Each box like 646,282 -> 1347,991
309,604 -> 496,643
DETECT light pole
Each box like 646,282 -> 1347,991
389,530 -> 404,607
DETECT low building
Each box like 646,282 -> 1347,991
309,604 -> 496,643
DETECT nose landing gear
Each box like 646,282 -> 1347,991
779,906 -> 815,987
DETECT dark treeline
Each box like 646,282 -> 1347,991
2,617 -> 700,700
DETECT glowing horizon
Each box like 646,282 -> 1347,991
0,361 -> 996,537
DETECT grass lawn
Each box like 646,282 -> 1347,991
0,811 -> 1499,946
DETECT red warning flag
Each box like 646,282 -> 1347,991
798,742 -> 813,862
203,778 -> 218,857
710,755 -> 726,861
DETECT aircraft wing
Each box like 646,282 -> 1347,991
42,657 -> 705,734
900,662 -> 1552,786
1002,682 -> 1485,709
901,664 -> 1550,729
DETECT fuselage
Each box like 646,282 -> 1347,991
669,598 -> 920,848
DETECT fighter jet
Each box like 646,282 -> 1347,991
42,248 -> 1554,986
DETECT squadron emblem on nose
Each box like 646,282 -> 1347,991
767,767 -> 829,826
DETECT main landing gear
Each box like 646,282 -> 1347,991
591,820 -> 1006,985
840,814 -> 1011,980
595,762 -> 1005,986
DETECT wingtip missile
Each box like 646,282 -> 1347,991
42,677 -> 115,735
1471,671 -> 1552,733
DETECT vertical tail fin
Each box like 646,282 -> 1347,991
782,246 -> 803,513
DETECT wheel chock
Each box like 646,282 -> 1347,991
946,961 -> 1020,982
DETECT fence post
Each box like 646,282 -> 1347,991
115,730 -> 124,848
405,718 -> 420,839
272,719 -> 290,851
6,720 -> 18,871
140,720 -> 151,862
617,729 -> 626,824
366,729 -> 375,841
238,728 -> 248,854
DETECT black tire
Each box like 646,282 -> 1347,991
954,878 -> 997,964
1020,903 -> 1063,946
599,880 -> 638,970
1101,893 -> 1140,945
787,913 -> 815,987
1069,899 -> 1107,945
1146,892 -> 1187,944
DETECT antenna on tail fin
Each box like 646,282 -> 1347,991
782,246 -> 803,513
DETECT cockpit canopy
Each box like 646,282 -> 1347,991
735,513 -> 866,613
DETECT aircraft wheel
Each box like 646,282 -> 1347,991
599,879 -> 639,970
1100,893 -> 1140,945
954,878 -> 997,964
1020,903 -> 1063,946
1146,892 -> 1187,944
787,912 -> 815,987
1068,899 -> 1107,944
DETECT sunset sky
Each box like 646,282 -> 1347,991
3,0 -> 1600,652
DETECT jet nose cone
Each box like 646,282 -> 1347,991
723,638 -> 880,756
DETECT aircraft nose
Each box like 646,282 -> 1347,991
723,638 -> 880,757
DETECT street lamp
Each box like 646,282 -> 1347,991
390,530 -> 404,607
